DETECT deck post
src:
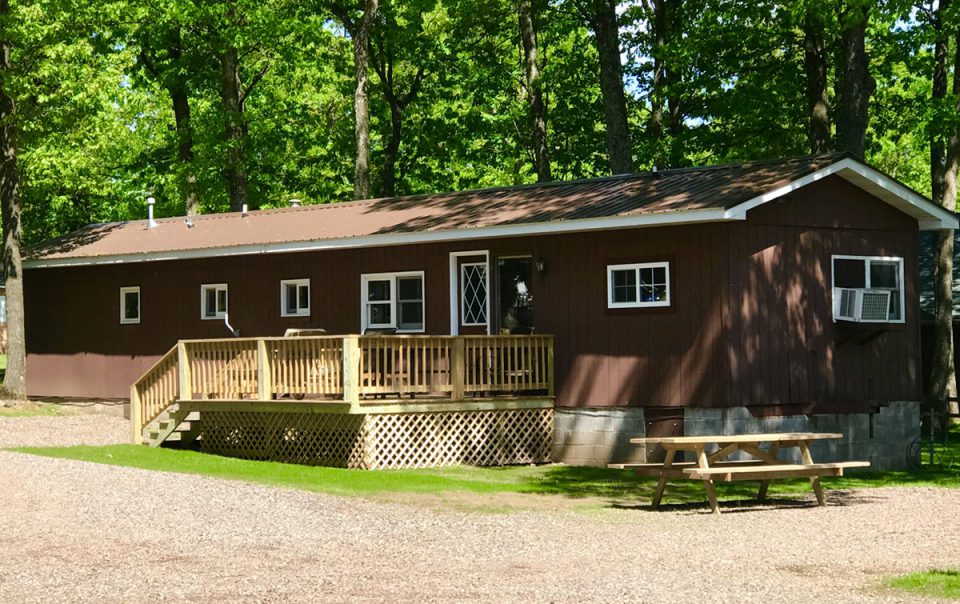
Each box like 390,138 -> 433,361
177,342 -> 192,401
257,339 -> 272,401
343,335 -> 361,412
451,338 -> 465,400
129,384 -> 143,444
546,337 -> 555,396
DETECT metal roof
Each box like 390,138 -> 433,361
25,153 -> 956,268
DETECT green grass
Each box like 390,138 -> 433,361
889,570 -> 960,600
10,440 -> 960,512
0,402 -> 65,417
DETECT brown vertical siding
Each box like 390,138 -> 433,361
25,175 -> 921,408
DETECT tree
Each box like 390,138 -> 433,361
568,0 -> 632,173
331,0 -> 381,200
0,0 -> 24,398
803,4 -> 831,154
928,0 -> 960,425
835,0 -> 875,158
137,24 -> 203,216
517,0 -> 551,181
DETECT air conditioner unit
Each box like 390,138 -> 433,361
835,288 -> 891,323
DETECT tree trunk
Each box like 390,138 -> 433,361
803,9 -> 831,154
648,0 -> 678,168
518,0 -> 551,182
381,102 -> 402,198
349,0 -> 379,200
171,85 -> 200,216
0,0 -> 26,399
589,0 -> 632,174
929,0 -> 959,427
219,46 -> 248,212
835,3 -> 875,159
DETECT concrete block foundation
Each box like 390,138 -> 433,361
554,402 -> 919,471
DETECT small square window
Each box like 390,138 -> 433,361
120,286 -> 140,324
201,283 -> 228,319
281,279 -> 310,317
607,262 -> 670,309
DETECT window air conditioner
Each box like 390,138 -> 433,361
835,288 -> 891,323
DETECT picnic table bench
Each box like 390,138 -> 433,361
609,433 -> 870,514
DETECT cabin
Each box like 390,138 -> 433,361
23,153 -> 957,470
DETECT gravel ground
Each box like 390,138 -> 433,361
0,416 -> 957,603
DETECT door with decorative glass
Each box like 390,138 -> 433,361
457,255 -> 489,335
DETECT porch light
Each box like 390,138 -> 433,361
536,257 -> 547,273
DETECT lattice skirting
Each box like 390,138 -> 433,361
197,408 -> 553,470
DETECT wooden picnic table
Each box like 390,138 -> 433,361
609,432 -> 870,515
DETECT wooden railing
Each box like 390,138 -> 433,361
132,334 -> 554,437
130,345 -> 179,442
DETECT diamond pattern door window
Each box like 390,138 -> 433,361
461,262 -> 488,326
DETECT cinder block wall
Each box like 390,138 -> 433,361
554,402 -> 919,471
553,408 -> 646,466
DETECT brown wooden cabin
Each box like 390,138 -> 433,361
22,154 -> 957,469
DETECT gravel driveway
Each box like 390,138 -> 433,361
0,415 -> 956,603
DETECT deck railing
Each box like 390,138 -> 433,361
132,334 -> 554,434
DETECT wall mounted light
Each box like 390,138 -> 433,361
536,256 -> 547,273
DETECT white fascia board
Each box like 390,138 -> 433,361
724,158 -> 959,230
23,208 -> 731,269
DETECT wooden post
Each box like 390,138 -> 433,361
546,336 -> 555,396
257,339 -> 272,401
451,337 -> 465,401
177,342 -> 192,401
129,385 -> 143,445
343,335 -> 361,412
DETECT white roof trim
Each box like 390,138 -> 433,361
723,157 -> 959,230
24,208 -> 731,269
25,157 -> 956,270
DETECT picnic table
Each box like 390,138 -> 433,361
609,433 -> 870,514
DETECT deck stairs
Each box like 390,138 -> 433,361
141,404 -> 201,447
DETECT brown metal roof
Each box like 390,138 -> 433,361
25,153 -> 880,264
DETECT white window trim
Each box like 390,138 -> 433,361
606,262 -> 671,309
460,262 -> 488,327
830,255 -> 906,324
201,283 -> 228,320
280,278 -> 311,318
360,271 -> 425,333
119,286 -> 140,325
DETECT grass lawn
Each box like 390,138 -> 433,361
889,570 -> 960,600
0,402 -> 66,417
11,435 -> 960,512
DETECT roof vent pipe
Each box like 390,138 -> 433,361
289,198 -> 301,208
241,203 -> 248,216
146,197 -> 158,229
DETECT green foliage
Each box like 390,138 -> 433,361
3,0 -> 955,246
889,570 -> 960,600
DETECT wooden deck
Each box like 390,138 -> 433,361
131,334 -> 555,469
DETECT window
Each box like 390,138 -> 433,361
120,286 -> 140,324
201,283 -> 228,320
461,262 -> 488,325
360,271 -> 425,332
281,279 -> 310,317
606,262 -> 670,309
831,255 -> 904,322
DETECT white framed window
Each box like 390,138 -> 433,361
831,255 -> 905,323
360,271 -> 425,332
201,283 -> 228,320
460,262 -> 488,326
607,262 -> 671,308
281,279 -> 310,317
120,286 -> 140,324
